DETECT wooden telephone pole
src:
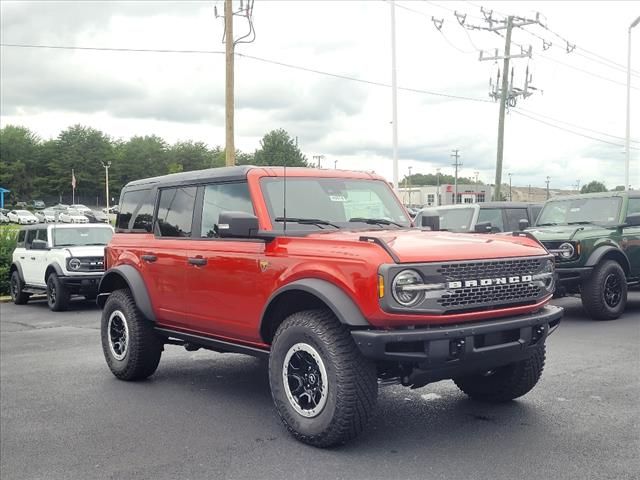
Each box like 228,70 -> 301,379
225,0 -> 235,167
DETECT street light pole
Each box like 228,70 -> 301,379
508,173 -> 512,201
545,176 -> 550,200
436,167 -> 441,206
625,16 -> 640,190
101,161 -> 111,211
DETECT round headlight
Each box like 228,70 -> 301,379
68,258 -> 81,270
558,242 -> 575,259
538,259 -> 555,293
392,270 -> 425,306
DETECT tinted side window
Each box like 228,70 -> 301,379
504,209 -> 528,232
132,191 -> 156,231
156,187 -> 197,237
627,198 -> 640,216
531,206 -> 542,224
36,229 -> 48,242
477,208 -> 505,232
201,183 -> 254,238
25,230 -> 37,248
117,190 -> 147,230
17,230 -> 26,246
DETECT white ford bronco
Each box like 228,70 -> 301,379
9,223 -> 114,311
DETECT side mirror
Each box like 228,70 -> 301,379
420,215 -> 440,231
518,218 -> 530,231
31,239 -> 48,250
474,221 -> 492,233
624,212 -> 640,227
217,211 -> 260,238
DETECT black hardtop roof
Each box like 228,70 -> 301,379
124,166 -> 255,189
479,201 -> 542,208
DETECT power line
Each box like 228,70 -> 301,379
511,109 -> 640,150
1,42 -> 634,150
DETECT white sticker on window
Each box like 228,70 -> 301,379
329,195 -> 346,202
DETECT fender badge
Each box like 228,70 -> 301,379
259,260 -> 270,272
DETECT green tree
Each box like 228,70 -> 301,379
402,172 -> 479,186
0,125 -> 41,200
254,129 -> 308,167
112,135 -> 168,191
580,180 -> 607,194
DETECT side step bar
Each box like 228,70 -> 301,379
154,327 -> 270,359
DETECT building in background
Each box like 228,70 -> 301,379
398,184 -> 493,207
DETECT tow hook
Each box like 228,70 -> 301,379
449,339 -> 465,358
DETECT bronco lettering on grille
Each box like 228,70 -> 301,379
447,275 -> 533,289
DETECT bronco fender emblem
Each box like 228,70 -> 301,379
259,260 -> 270,272
447,275 -> 533,289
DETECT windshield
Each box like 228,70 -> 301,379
53,227 -> 113,246
260,178 -> 411,230
537,197 -> 622,226
67,209 -> 84,215
16,210 -> 33,215
418,207 -> 475,232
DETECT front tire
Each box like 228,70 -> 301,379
269,309 -> 378,447
10,271 -> 30,305
454,345 -> 546,403
46,273 -> 70,311
101,289 -> 163,381
581,260 -> 627,320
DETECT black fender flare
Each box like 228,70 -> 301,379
97,265 -> 156,322
585,246 -> 630,273
44,263 -> 64,281
9,262 -> 24,281
260,278 -> 369,336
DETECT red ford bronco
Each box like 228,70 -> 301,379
98,166 -> 562,447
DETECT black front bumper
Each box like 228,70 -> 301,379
556,267 -> 593,285
351,305 -> 562,384
59,274 -> 103,293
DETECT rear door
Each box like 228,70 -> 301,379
21,230 -> 39,284
30,228 -> 50,286
623,196 -> 640,276
144,186 -> 197,327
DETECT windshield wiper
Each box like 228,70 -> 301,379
54,243 -> 75,247
274,217 -> 341,229
567,221 -> 592,225
349,217 -> 404,228
536,222 -> 559,226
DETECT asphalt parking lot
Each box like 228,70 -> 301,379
1,295 -> 639,480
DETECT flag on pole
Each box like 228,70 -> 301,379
71,169 -> 77,189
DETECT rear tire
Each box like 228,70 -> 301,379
46,273 -> 70,311
269,309 -> 378,448
454,345 -> 546,403
580,260 -> 627,320
101,289 -> 163,381
10,271 -> 30,305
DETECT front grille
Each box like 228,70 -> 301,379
76,257 -> 105,271
438,283 -> 542,308
437,258 -> 543,281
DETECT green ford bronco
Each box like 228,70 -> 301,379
528,191 -> 640,320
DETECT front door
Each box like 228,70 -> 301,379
622,197 -> 640,277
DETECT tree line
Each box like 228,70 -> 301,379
0,125 -> 309,206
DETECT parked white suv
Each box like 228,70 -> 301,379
9,224 -> 114,311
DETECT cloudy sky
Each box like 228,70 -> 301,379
1,0 -> 638,190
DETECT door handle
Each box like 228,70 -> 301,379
30,257 -> 36,260
188,257 -> 207,266
141,254 -> 157,263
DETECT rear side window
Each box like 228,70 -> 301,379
132,192 -> 156,231
36,229 -> 48,242
478,208 -> 505,232
25,230 -> 37,248
156,187 -> 197,237
117,190 -> 147,230
200,183 -> 254,238
17,230 -> 26,247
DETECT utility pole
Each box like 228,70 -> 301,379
436,167 -> 441,206
464,10 -> 541,200
334,159 -> 338,169
528,184 -> 531,201
451,149 -> 462,204
101,161 -> 111,211
390,0 -> 399,191
508,173 -> 513,201
474,170 -> 479,201
313,155 -> 324,168
574,180 -> 581,192
407,166 -> 413,206
216,0 -> 255,167
545,176 -> 550,200
625,16 -> 640,190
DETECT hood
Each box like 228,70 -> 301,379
307,229 -> 547,263
61,246 -> 106,257
527,224 -> 606,241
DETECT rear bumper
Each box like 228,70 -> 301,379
351,305 -> 562,382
